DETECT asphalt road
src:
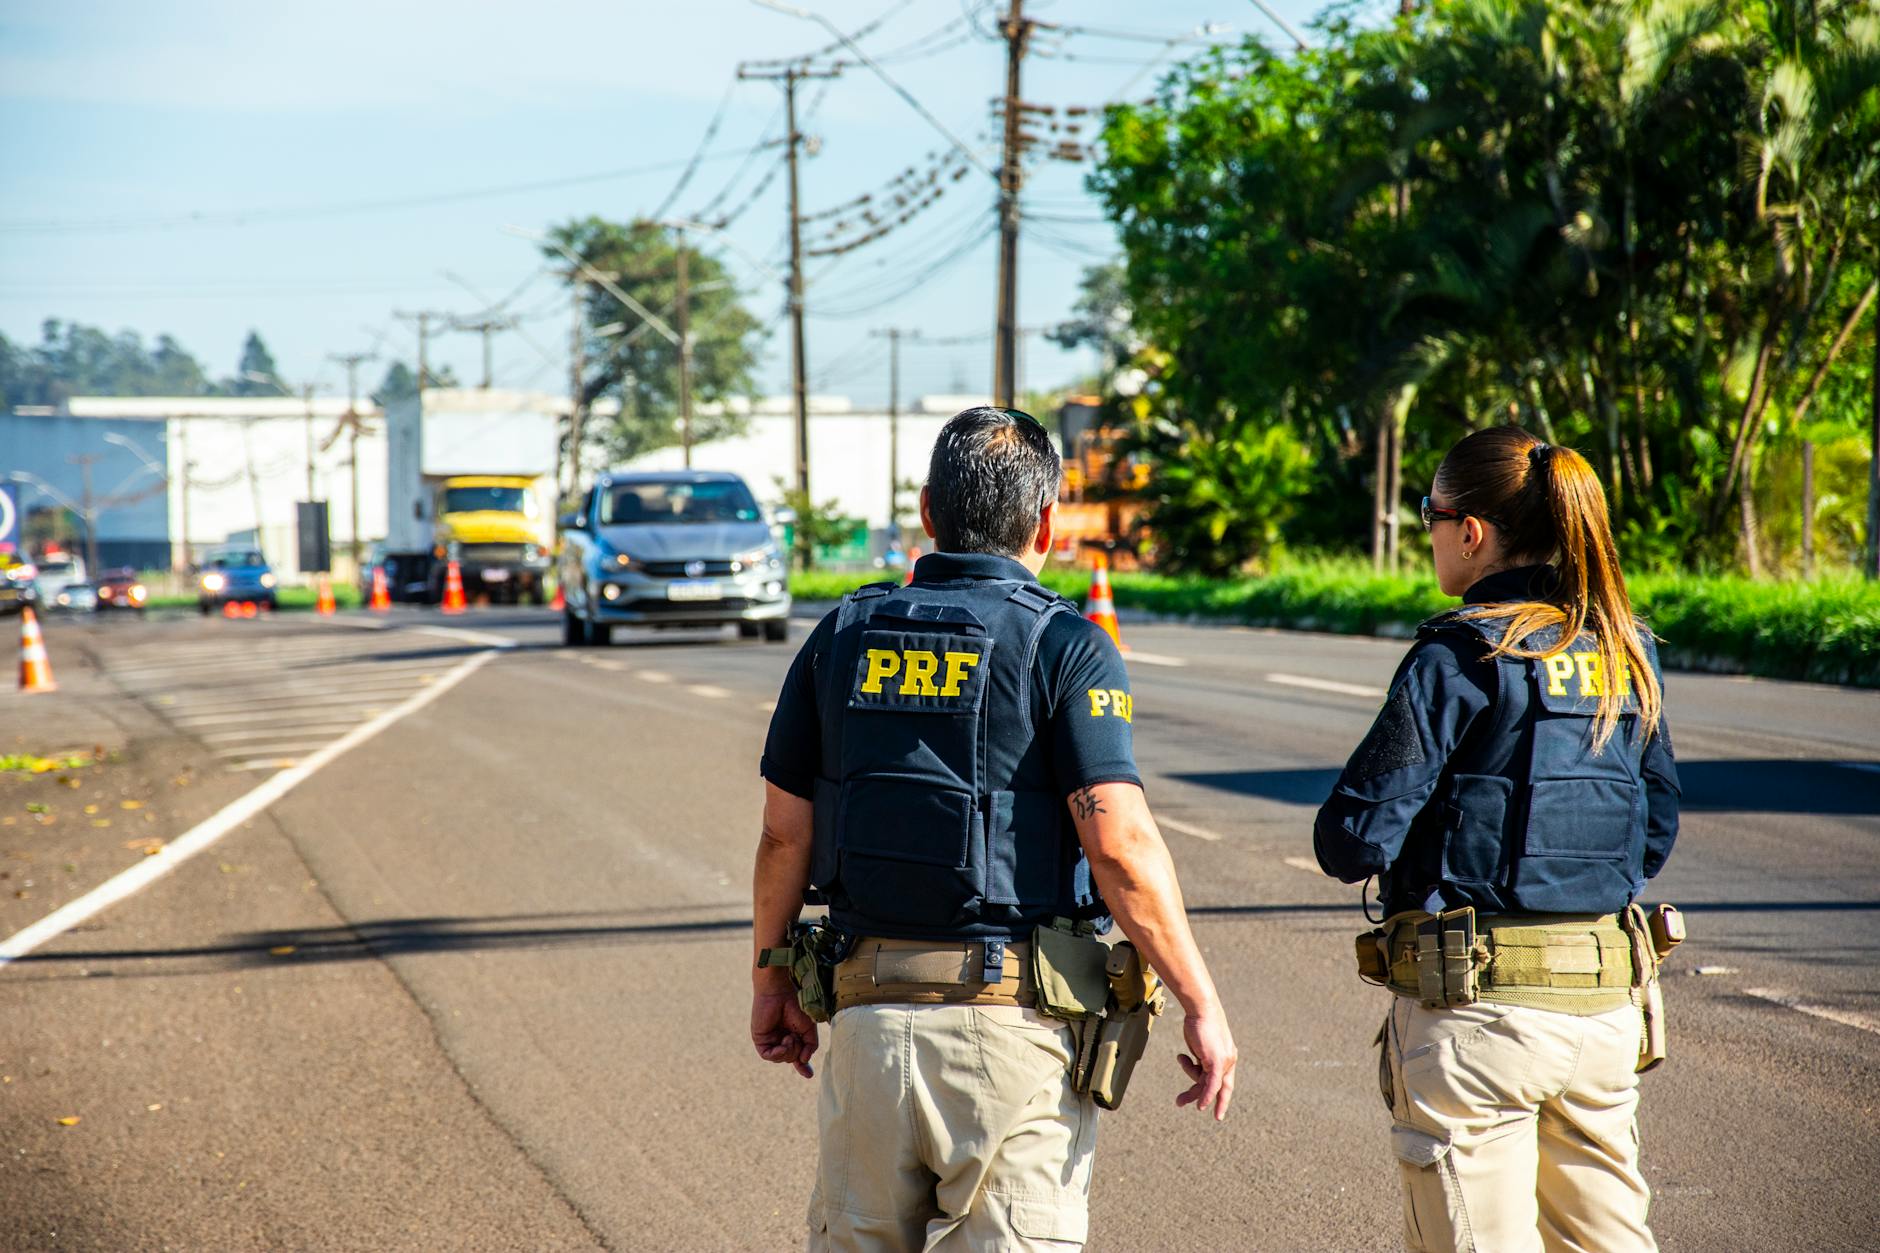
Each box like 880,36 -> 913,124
2,604 -> 1876,1251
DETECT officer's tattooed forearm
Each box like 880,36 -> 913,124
1070,786 -> 1106,821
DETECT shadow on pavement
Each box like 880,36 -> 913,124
1171,760 -> 1880,817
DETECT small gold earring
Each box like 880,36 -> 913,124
1462,551 -> 1473,561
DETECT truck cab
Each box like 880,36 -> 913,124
433,475 -> 550,604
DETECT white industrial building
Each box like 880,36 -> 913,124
4,391 -> 996,580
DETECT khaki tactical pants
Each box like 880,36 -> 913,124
808,1003 -> 1096,1252
1381,997 -> 1656,1253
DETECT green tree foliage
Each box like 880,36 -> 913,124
547,216 -> 764,462
1092,0 -> 1880,577
0,319 -> 220,407
231,330 -> 281,395
370,359 -> 460,408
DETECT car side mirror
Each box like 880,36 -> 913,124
558,512 -> 585,531
771,507 -> 798,527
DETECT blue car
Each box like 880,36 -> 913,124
557,470 -> 791,646
197,547 -> 278,614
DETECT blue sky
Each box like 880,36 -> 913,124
1,0 -> 1351,408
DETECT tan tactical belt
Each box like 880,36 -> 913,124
835,937 -> 1035,1011
1380,911 -> 1637,1015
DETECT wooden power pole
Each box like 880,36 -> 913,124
994,0 -> 1034,409
740,61 -> 840,507
675,227 -> 693,468
871,327 -> 912,535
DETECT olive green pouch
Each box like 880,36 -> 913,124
1030,924 -> 1112,1022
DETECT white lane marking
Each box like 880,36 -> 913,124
1158,816 -> 1223,842
688,684 -> 730,699
166,692 -> 420,721
581,657 -> 627,671
210,741 -> 337,759
1122,650 -> 1188,668
406,623 -> 522,649
637,670 -> 673,684
0,649 -> 499,967
1282,855 -> 1323,874
198,723 -> 364,744
1744,988 -> 1880,1037
1266,672 -> 1386,699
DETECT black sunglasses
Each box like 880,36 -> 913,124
1420,497 -> 1504,532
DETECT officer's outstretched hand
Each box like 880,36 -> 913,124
1175,1010 -> 1237,1121
752,991 -> 819,1079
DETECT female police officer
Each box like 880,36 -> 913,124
1314,425 -> 1680,1253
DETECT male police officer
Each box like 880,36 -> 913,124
752,407 -> 1236,1251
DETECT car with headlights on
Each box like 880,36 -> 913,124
0,554 -> 38,616
93,567 -> 149,614
197,547 -> 278,614
558,470 -> 790,646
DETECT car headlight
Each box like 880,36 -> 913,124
612,551 -> 634,569
129,584 -> 146,603
731,545 -> 783,574
523,543 -> 542,562
201,573 -> 226,592
259,573 -> 277,588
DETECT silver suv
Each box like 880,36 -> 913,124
558,470 -> 791,646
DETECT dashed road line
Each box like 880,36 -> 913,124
688,684 -> 730,699
1159,816 -> 1224,842
637,671 -> 673,684
1124,650 -> 1188,668
1744,988 -> 1880,1037
0,648 -> 499,966
1266,672 -> 1386,699
1282,855 -> 1323,874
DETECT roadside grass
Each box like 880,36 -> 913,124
789,559 -> 1880,688
144,584 -> 364,612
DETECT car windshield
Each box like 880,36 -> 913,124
38,560 -> 76,576
444,486 -> 531,514
601,480 -> 761,525
208,551 -> 266,569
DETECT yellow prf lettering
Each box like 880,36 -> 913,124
1088,688 -> 1111,717
939,651 -> 981,696
1575,652 -> 1605,697
1543,654 -> 1576,696
1110,689 -> 1133,723
901,650 -> 940,696
860,649 -> 900,694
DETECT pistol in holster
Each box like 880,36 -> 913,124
1625,903 -> 1684,1074
757,920 -> 854,1024
1029,924 -> 1166,1111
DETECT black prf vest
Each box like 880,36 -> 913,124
808,578 -> 1104,941
1388,612 -> 1662,916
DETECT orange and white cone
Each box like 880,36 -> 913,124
549,580 -> 565,611
1083,551 -> 1125,650
370,565 -> 391,613
441,560 -> 467,615
18,607 -> 56,693
316,573 -> 336,616
904,545 -> 922,586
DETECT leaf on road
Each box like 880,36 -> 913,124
58,776 -> 80,788
56,1116 -> 80,1126
119,800 -> 145,810
146,1103 -> 162,1112
268,945 -> 297,957
92,819 -> 113,829
82,804 -> 98,815
24,803 -> 49,814
122,837 -> 161,851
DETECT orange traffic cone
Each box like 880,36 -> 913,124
904,546 -> 922,586
223,601 -> 239,619
18,607 -> 56,693
316,573 -> 336,616
441,560 -> 467,615
549,581 -> 565,611
1083,551 -> 1125,650
370,565 -> 391,613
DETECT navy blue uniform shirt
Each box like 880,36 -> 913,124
761,551 -> 1142,803
1313,565 -> 1680,912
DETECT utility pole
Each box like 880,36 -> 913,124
69,454 -> 101,573
300,382 -> 318,502
871,328 -> 912,536
394,310 -> 440,394
994,0 -> 1034,408
675,226 -> 694,467
740,61 -> 840,510
176,420 -> 192,573
453,318 -> 508,388
568,276 -> 587,502
329,350 -> 377,569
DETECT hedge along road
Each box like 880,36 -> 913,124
1,607 -> 1876,1251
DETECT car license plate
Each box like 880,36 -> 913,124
667,579 -> 722,602
480,568 -> 510,582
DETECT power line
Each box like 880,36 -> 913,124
649,77 -> 746,222
1,145 -> 782,236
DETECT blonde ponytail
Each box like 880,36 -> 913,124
1435,427 -> 1663,751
